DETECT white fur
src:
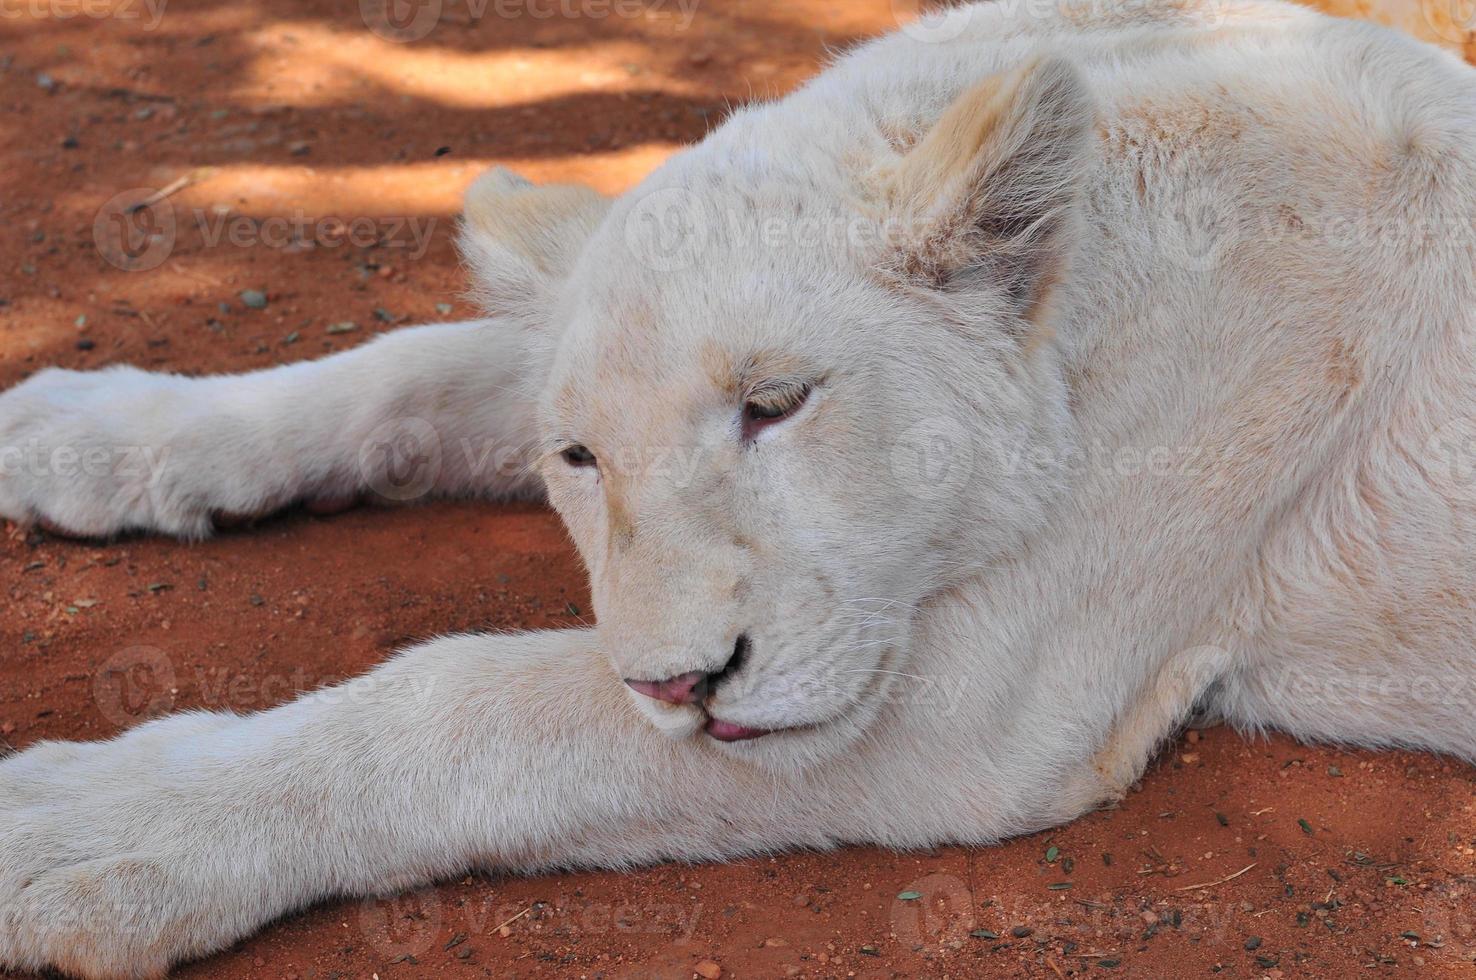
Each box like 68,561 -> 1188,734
2,2 -> 1475,976
0,321 -> 541,537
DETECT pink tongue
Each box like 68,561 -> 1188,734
704,718 -> 771,741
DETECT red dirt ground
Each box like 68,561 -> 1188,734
3,1 -> 1475,977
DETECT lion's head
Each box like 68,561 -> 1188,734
459,57 -> 1093,767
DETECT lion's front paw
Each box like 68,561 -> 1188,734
0,367 -> 215,539
0,721 -> 267,978
0,851 -> 193,980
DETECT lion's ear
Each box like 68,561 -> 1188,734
458,167 -> 611,318
883,57 -> 1094,317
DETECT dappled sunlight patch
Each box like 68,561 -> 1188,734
45,146 -> 677,228
0,145 -> 678,367
229,22 -> 709,108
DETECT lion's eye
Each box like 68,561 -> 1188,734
561,444 -> 596,467
746,401 -> 790,421
743,384 -> 810,439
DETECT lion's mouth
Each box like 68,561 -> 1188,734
703,715 -> 823,742
696,637 -> 901,744
703,716 -> 774,741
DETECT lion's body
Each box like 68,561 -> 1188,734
721,0 -> 1476,772
3,2 -> 1475,976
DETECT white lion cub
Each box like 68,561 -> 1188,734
3,1 -> 1475,976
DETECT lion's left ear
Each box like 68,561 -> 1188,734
882,57 -> 1094,318
458,167 -> 611,321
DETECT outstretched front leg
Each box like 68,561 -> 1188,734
0,317 -> 543,539
0,165 -> 614,540
0,629 -> 872,979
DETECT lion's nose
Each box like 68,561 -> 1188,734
625,635 -> 749,705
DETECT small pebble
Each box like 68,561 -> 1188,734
693,959 -> 722,979
239,289 -> 268,309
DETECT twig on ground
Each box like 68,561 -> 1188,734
1174,863 -> 1258,892
128,167 -> 215,212
493,906 -> 533,934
